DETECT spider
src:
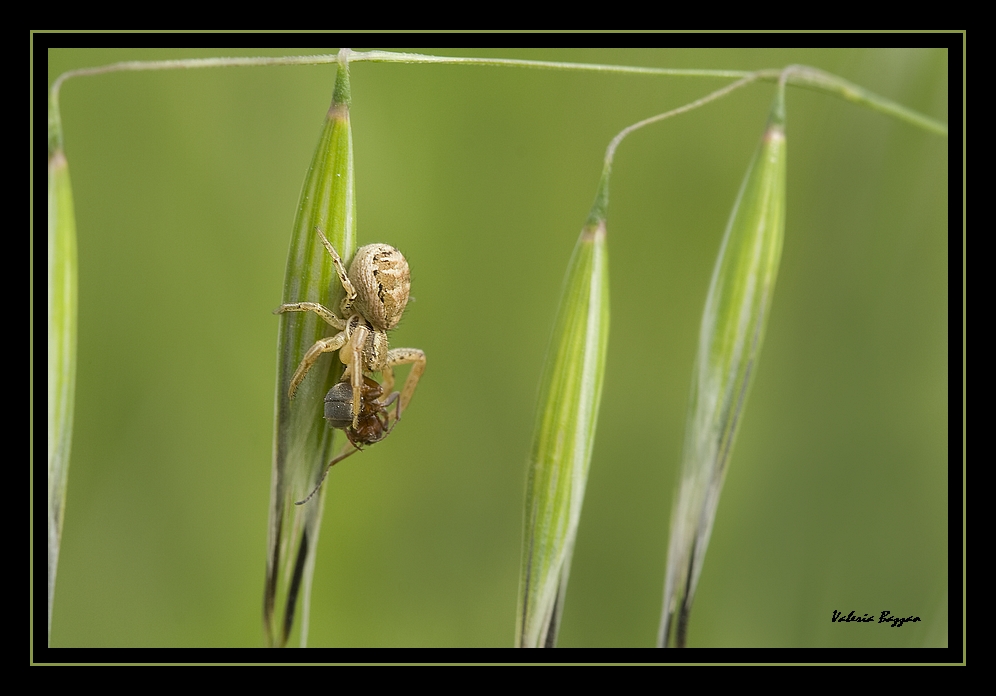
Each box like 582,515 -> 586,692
274,227 -> 426,431
295,375 -> 401,505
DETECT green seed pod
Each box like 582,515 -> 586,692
264,55 -> 357,648
517,172 -> 611,648
659,89 -> 787,648
48,142 -> 78,641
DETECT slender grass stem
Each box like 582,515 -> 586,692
49,51 -> 946,153
603,75 -> 761,172
351,50 -> 751,79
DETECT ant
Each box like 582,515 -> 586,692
295,375 -> 401,505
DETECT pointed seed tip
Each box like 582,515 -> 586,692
581,220 -> 607,243
327,103 -> 350,121
765,123 -> 786,142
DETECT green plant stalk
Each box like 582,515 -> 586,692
264,54 -> 356,648
658,86 -> 787,648
47,135 -> 78,642
517,171 -> 610,648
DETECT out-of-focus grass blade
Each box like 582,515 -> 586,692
516,175 -> 610,648
264,56 -> 356,648
658,89 -> 787,648
47,109 -> 78,642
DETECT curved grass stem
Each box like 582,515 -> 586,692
49,51 -> 946,154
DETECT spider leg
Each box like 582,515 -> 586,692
316,227 -> 357,312
342,324 -> 370,429
382,347 -> 426,414
287,330 -> 349,399
273,301 -> 347,329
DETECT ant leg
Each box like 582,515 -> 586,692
273,301 -> 347,330
287,331 -> 349,399
380,390 -> 401,430
295,442 -> 361,506
378,389 -> 400,411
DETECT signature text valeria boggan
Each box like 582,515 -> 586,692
831,610 -> 922,628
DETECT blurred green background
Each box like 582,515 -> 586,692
44,48 -> 948,648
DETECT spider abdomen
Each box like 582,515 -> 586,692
347,244 -> 410,331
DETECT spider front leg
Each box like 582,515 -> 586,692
381,347 -> 427,416
273,301 -> 347,330
286,330 -> 349,399
315,227 -> 357,313
340,323 -> 371,429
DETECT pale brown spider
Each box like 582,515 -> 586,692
275,228 -> 426,430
